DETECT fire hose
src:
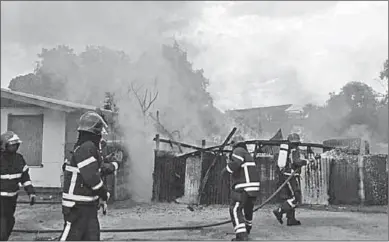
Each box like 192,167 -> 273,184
13,168 -> 300,234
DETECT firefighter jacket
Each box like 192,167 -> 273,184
0,152 -> 36,197
61,141 -> 118,208
279,146 -> 307,177
226,147 -> 260,197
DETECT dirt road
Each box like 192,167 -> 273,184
10,202 -> 388,241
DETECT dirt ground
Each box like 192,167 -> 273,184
9,202 -> 388,241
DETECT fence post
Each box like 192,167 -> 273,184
321,157 -> 330,205
155,134 -> 160,151
201,140 -> 206,161
358,140 -> 366,205
300,159 -> 308,204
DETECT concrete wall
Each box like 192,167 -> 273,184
1,107 -> 66,187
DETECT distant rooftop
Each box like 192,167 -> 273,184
226,104 -> 293,114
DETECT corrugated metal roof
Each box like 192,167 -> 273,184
1,88 -> 112,114
285,104 -> 304,113
226,104 -> 293,113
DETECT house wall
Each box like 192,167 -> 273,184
64,111 -> 83,159
1,107 -> 66,187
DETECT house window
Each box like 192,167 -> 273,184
8,114 -> 44,167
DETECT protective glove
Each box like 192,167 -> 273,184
99,192 -> 110,215
29,194 -> 36,206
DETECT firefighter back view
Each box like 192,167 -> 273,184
272,133 -> 307,226
60,111 -> 120,241
0,131 -> 36,241
221,135 -> 260,241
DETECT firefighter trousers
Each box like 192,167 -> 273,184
229,191 -> 256,236
277,175 -> 301,220
59,204 -> 100,241
0,196 -> 18,241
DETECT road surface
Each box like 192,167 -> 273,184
9,202 -> 388,241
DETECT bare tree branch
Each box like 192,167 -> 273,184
149,112 -> 183,153
130,82 -> 145,113
145,91 -> 158,112
129,80 -> 159,115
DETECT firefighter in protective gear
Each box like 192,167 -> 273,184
0,131 -> 36,241
272,133 -> 308,226
221,135 -> 260,241
60,111 -> 120,241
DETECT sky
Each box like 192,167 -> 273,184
1,1 -> 388,111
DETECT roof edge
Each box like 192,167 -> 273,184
1,88 -> 112,114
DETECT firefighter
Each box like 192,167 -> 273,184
59,111 -> 120,241
272,133 -> 308,226
221,135 -> 260,241
0,131 -> 36,241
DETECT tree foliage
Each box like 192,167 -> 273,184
380,59 -> 388,81
302,61 -> 388,143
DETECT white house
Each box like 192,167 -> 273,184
1,88 -> 113,188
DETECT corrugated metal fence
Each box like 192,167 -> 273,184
300,156 -> 330,205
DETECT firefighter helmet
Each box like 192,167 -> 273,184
1,131 -> 22,150
231,135 -> 245,145
287,133 -> 301,143
77,111 -> 108,135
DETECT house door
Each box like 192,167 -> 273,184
8,114 -> 44,167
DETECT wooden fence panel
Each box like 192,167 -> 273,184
200,153 -> 230,205
152,151 -> 186,202
328,156 -> 360,205
363,155 -> 388,205
254,155 -> 280,205
200,154 -> 280,205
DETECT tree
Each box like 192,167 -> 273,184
376,59 -> 388,142
302,80 -> 386,143
380,59 -> 388,81
327,82 -> 378,128
7,42 -> 227,144
378,59 -> 388,105
8,45 -> 133,106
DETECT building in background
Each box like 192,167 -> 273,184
226,104 -> 306,138
1,88 -> 113,188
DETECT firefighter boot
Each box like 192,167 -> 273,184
272,208 -> 283,225
245,225 -> 251,235
245,220 -> 252,235
286,209 -> 301,226
232,232 -> 249,241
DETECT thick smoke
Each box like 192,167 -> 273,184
1,1 -> 212,202
1,1 -> 388,200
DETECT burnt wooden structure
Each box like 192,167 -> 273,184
152,134 -> 331,205
152,150 -> 282,205
152,134 -> 388,206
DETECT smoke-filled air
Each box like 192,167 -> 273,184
1,1 -> 388,201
